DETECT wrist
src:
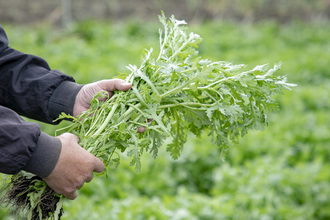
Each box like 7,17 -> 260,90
48,81 -> 83,122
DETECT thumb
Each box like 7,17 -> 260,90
97,79 -> 132,92
93,157 -> 105,173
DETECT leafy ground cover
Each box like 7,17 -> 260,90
1,19 -> 329,219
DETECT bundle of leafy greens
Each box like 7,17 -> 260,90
1,13 -> 295,219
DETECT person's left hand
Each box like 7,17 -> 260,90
73,79 -> 132,117
73,79 -> 147,133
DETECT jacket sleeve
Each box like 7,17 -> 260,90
0,25 -> 82,177
0,24 -> 82,124
0,106 -> 61,177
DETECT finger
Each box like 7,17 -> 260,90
85,173 -> 94,183
65,191 -> 78,200
96,90 -> 112,100
137,127 -> 146,133
93,157 -> 105,173
77,182 -> 85,190
98,79 -> 132,92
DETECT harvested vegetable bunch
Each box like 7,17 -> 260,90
1,13 -> 296,220
62,13 -> 295,172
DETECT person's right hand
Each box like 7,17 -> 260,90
43,133 -> 104,200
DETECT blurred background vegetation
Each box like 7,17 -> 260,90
0,0 -> 329,24
1,0 -> 330,219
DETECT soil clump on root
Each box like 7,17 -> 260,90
1,174 -> 63,220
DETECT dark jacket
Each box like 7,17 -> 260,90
0,25 -> 82,178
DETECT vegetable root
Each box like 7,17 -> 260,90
1,173 -> 63,220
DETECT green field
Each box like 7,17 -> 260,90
1,18 -> 330,219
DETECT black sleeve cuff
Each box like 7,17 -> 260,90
48,81 -> 83,121
22,132 -> 62,178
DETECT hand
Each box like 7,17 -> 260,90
73,78 -> 146,133
43,133 -> 104,200
73,79 -> 132,117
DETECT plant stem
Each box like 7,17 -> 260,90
159,102 -> 215,109
93,103 -> 118,136
118,103 -> 142,122
160,71 -> 201,98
